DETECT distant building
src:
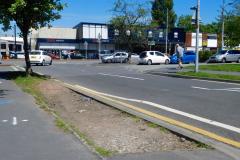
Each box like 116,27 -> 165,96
30,22 -> 114,58
185,32 -> 218,51
0,36 -> 23,58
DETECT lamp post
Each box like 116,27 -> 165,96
98,33 -> 102,61
126,29 -> 131,51
148,30 -> 153,51
84,41 -> 88,59
221,0 -> 235,50
165,8 -> 169,55
191,0 -> 200,73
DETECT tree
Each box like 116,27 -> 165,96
177,15 -> 219,33
151,0 -> 177,29
177,15 -> 195,32
0,0 -> 65,75
224,3 -> 240,47
110,0 -> 148,52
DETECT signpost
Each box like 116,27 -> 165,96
84,41 -> 88,59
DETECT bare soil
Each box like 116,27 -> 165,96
37,80 -> 202,155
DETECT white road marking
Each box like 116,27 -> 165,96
2,120 -> 8,123
0,81 -> 2,84
98,73 -> 144,81
12,117 -> 17,126
74,84 -> 240,134
22,120 -> 29,122
16,65 -> 25,71
192,86 -> 240,93
192,79 -> 240,86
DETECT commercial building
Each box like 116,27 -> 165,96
0,36 -> 23,58
30,22 -> 114,58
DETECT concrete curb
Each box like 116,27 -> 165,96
33,71 -> 240,160
146,71 -> 240,84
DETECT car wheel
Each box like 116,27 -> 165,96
165,59 -> 170,65
124,58 -> 129,63
107,59 -> 112,63
147,60 -> 152,65
41,60 -> 46,66
49,60 -> 52,65
222,58 -> 226,63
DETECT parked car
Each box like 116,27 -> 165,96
70,53 -> 84,59
170,51 -> 196,64
139,51 -> 170,65
48,53 -> 60,59
15,51 -> 25,59
208,50 -> 240,63
102,52 -> 129,63
99,50 -> 113,59
9,51 -> 17,59
130,53 -> 140,64
30,50 -> 52,66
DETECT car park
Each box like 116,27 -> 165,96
208,50 -> 240,63
170,51 -> 196,64
101,52 -> 129,63
139,51 -> 170,65
30,50 -> 52,66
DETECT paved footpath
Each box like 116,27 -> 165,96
0,67 -> 100,160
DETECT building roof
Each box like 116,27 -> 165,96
73,22 -> 108,29
0,36 -> 23,42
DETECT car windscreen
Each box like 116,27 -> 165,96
217,50 -> 227,55
139,52 -> 147,58
30,52 -> 41,55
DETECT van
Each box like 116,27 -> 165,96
209,50 -> 240,63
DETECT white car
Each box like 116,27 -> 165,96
30,50 -> 52,66
139,51 -> 170,65
102,52 -> 129,63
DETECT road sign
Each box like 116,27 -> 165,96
148,41 -> 155,46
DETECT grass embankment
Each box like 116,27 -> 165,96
181,64 -> 240,81
185,64 -> 240,72
14,75 -> 113,157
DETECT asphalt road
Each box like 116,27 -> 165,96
9,60 -> 240,144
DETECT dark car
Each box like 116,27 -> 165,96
170,51 -> 196,64
70,53 -> 84,59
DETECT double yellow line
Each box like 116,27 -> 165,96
64,82 -> 240,148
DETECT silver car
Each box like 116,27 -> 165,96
102,52 -> 129,63
209,50 -> 240,63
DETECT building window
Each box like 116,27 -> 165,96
1,44 -> 6,49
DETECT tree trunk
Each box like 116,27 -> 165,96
23,32 -> 32,75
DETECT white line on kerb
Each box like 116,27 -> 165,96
11,66 -> 19,71
0,81 -> 2,84
192,86 -> 240,93
22,120 -> 29,122
12,117 -> 17,126
74,84 -> 240,134
2,120 -> 8,123
192,79 -> 240,86
98,73 -> 144,81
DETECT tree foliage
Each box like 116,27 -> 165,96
224,3 -> 240,47
0,0 -> 65,74
151,0 -> 177,29
110,0 -> 149,52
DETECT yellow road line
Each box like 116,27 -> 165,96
66,83 -> 240,148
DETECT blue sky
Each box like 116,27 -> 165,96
51,0 -> 224,27
1,0 -> 231,35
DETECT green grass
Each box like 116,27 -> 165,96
185,64 -> 240,72
13,75 -> 114,157
178,71 -> 240,81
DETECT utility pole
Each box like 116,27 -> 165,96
14,24 -> 17,53
195,0 -> 200,73
165,8 -> 169,55
221,0 -> 225,50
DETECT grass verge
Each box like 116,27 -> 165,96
178,71 -> 240,81
185,64 -> 240,72
13,75 -> 114,157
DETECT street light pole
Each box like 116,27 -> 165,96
165,8 -> 168,55
14,24 -> 17,53
98,33 -> 101,61
195,0 -> 200,73
221,0 -> 225,50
